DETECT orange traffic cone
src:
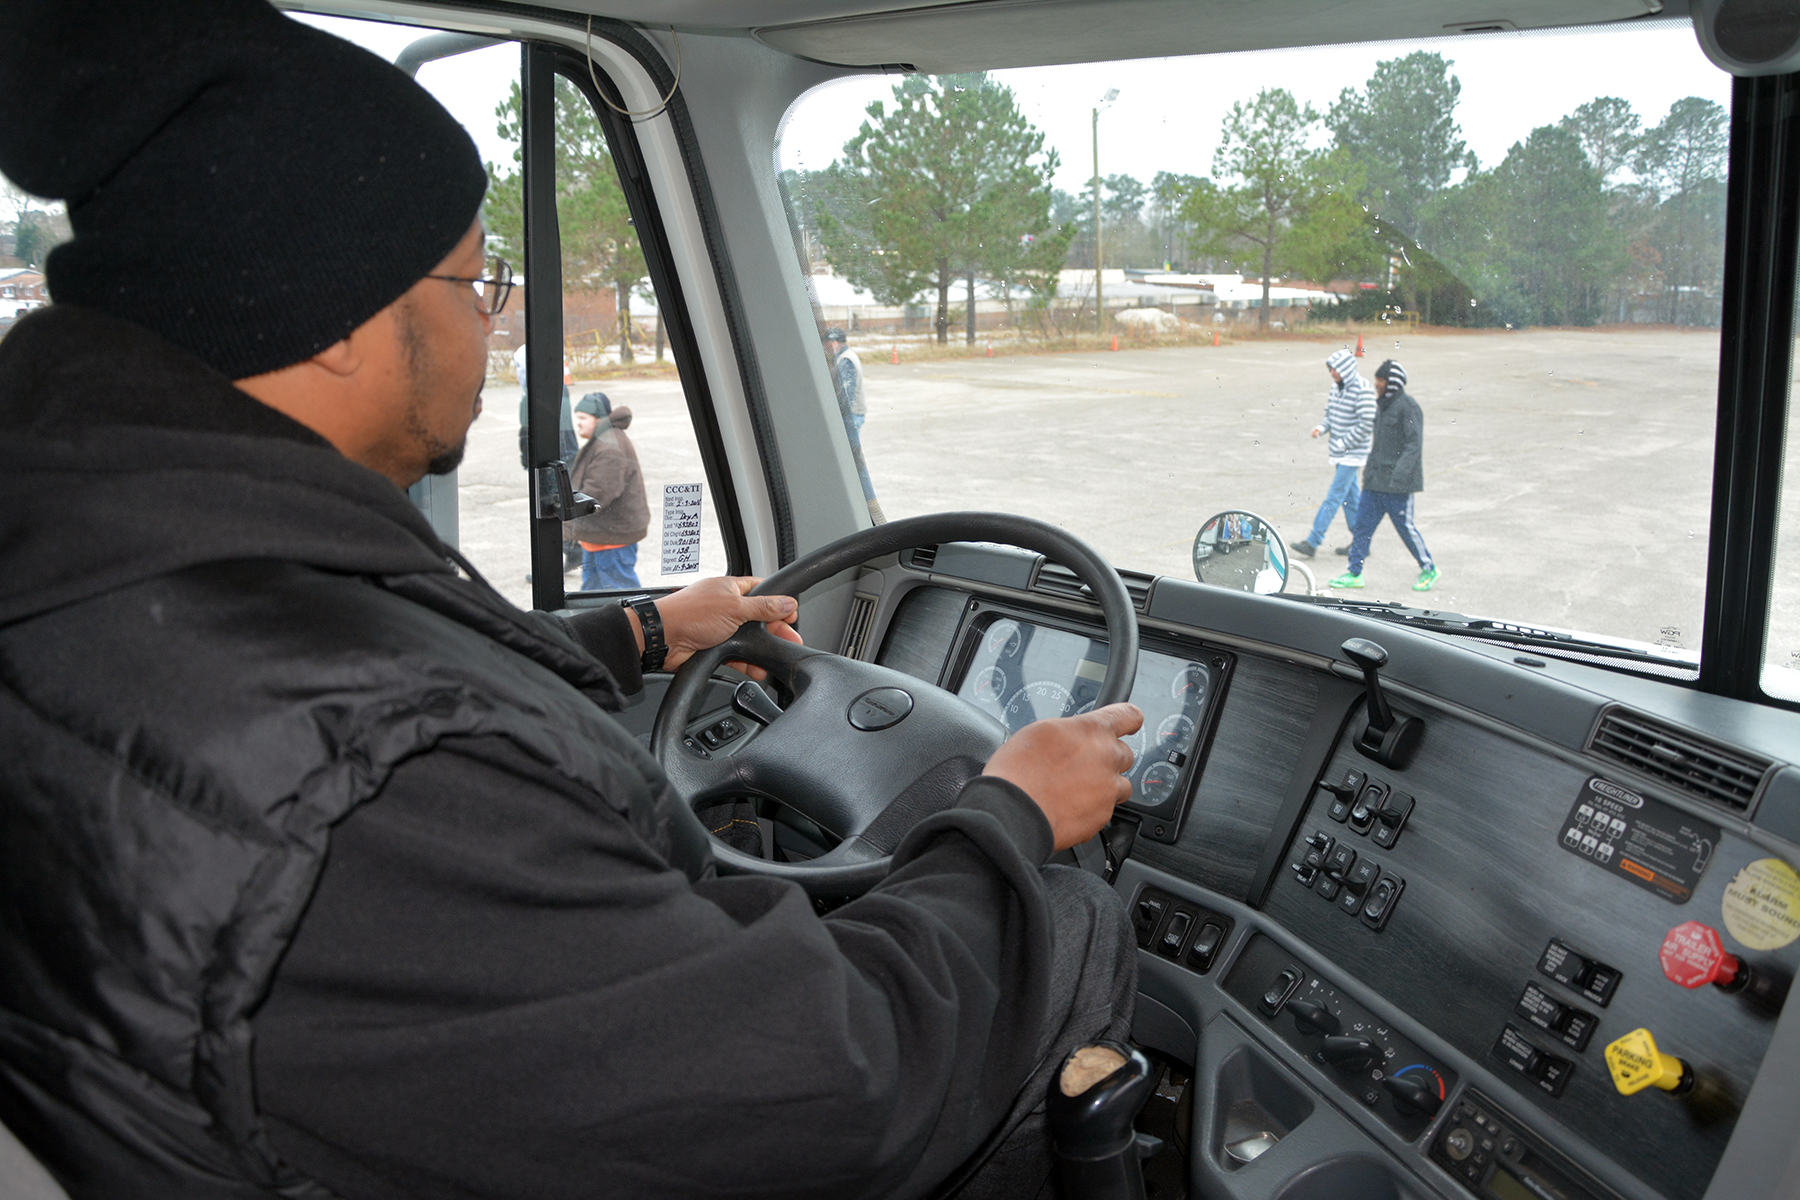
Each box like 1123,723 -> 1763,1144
890,345 -> 899,364
1212,331 -> 1220,347
986,342 -> 994,357
1354,335 -> 1365,357
1110,334 -> 1119,351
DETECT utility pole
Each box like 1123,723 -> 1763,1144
1092,89 -> 1118,337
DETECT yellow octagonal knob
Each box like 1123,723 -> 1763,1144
1604,1028 -> 1692,1096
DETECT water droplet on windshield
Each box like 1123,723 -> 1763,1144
1688,531 -> 1695,538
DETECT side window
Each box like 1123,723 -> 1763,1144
0,182 -> 64,329
483,72 -> 728,603
291,19 -> 727,607
1763,279 -> 1800,702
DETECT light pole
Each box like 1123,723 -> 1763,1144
1092,88 -> 1118,337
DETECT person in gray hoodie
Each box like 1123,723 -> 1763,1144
1331,359 -> 1440,592
1290,347 -> 1376,558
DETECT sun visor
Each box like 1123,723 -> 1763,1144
755,0 -> 1668,73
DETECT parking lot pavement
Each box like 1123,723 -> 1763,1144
449,327 -> 1800,678
855,328 -> 1726,654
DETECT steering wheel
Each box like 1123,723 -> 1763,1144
650,512 -> 1139,895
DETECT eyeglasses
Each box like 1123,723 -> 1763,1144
427,255 -> 514,315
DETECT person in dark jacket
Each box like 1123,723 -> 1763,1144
1330,359 -> 1440,592
568,391 -> 650,591
0,4 -> 1144,1199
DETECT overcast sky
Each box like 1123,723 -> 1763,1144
303,14 -> 1732,201
781,20 -> 1732,194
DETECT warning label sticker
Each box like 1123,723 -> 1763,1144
1722,858 -> 1800,951
1558,777 -> 1720,904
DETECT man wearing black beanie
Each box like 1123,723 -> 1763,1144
0,3 -> 1142,1199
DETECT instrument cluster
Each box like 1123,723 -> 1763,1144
952,610 -> 1231,837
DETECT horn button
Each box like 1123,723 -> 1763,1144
848,687 -> 915,731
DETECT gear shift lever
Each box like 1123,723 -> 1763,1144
1048,1044 -> 1156,1200
1342,638 -> 1421,767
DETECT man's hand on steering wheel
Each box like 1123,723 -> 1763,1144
624,575 -> 801,676
986,704 -> 1144,850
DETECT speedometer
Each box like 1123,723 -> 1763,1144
1002,681 -> 1072,732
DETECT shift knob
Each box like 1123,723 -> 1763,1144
1048,1044 -> 1154,1200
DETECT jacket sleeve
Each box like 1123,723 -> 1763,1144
251,734 -> 1059,1200
546,601 -> 644,693
1391,403 -> 1423,486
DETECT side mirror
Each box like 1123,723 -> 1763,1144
1192,510 -> 1289,594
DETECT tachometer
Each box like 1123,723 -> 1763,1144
1156,713 -> 1196,753
1170,662 -> 1208,703
982,619 -> 1023,659
1002,680 -> 1072,732
1140,762 -> 1181,804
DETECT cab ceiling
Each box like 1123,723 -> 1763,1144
744,0 -> 1675,72
540,0 -> 1682,72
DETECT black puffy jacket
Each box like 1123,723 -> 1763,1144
1361,385 -> 1425,494
0,306 -> 709,1196
0,307 -> 1071,1200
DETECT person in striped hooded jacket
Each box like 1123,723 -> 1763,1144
1289,347 -> 1377,558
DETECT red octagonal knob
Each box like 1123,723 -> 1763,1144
1660,920 -> 1740,989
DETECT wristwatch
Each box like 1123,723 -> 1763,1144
624,595 -> 667,674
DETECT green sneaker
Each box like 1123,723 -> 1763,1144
1329,572 -> 1365,589
1413,566 -> 1440,591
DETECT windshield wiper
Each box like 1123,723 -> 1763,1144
1285,595 -> 1695,667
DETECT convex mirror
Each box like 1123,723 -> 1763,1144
1192,511 -> 1289,594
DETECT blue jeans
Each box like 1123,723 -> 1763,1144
580,543 -> 640,592
1347,491 -> 1432,575
1305,463 -> 1362,546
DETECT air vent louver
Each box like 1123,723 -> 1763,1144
1034,561 -> 1153,611
1589,709 -> 1769,813
838,593 -> 879,660
905,545 -> 937,570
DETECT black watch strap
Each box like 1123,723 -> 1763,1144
626,596 -> 667,674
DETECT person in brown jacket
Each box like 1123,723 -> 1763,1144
567,392 -> 650,591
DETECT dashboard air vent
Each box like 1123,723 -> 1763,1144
905,545 -> 937,570
1034,561 -> 1153,611
838,593 -> 879,660
1589,709 -> 1770,813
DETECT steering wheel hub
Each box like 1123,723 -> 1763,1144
848,687 -> 915,730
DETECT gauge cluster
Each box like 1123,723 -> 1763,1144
951,608 -> 1232,841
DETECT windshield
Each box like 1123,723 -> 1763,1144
777,22 -> 1733,673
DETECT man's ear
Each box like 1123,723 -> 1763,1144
310,334 -> 362,378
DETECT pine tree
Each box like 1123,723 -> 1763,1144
810,73 -> 1069,344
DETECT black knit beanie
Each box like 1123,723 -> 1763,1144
0,0 -> 488,379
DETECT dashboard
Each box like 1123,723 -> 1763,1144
845,543 -> 1800,1200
